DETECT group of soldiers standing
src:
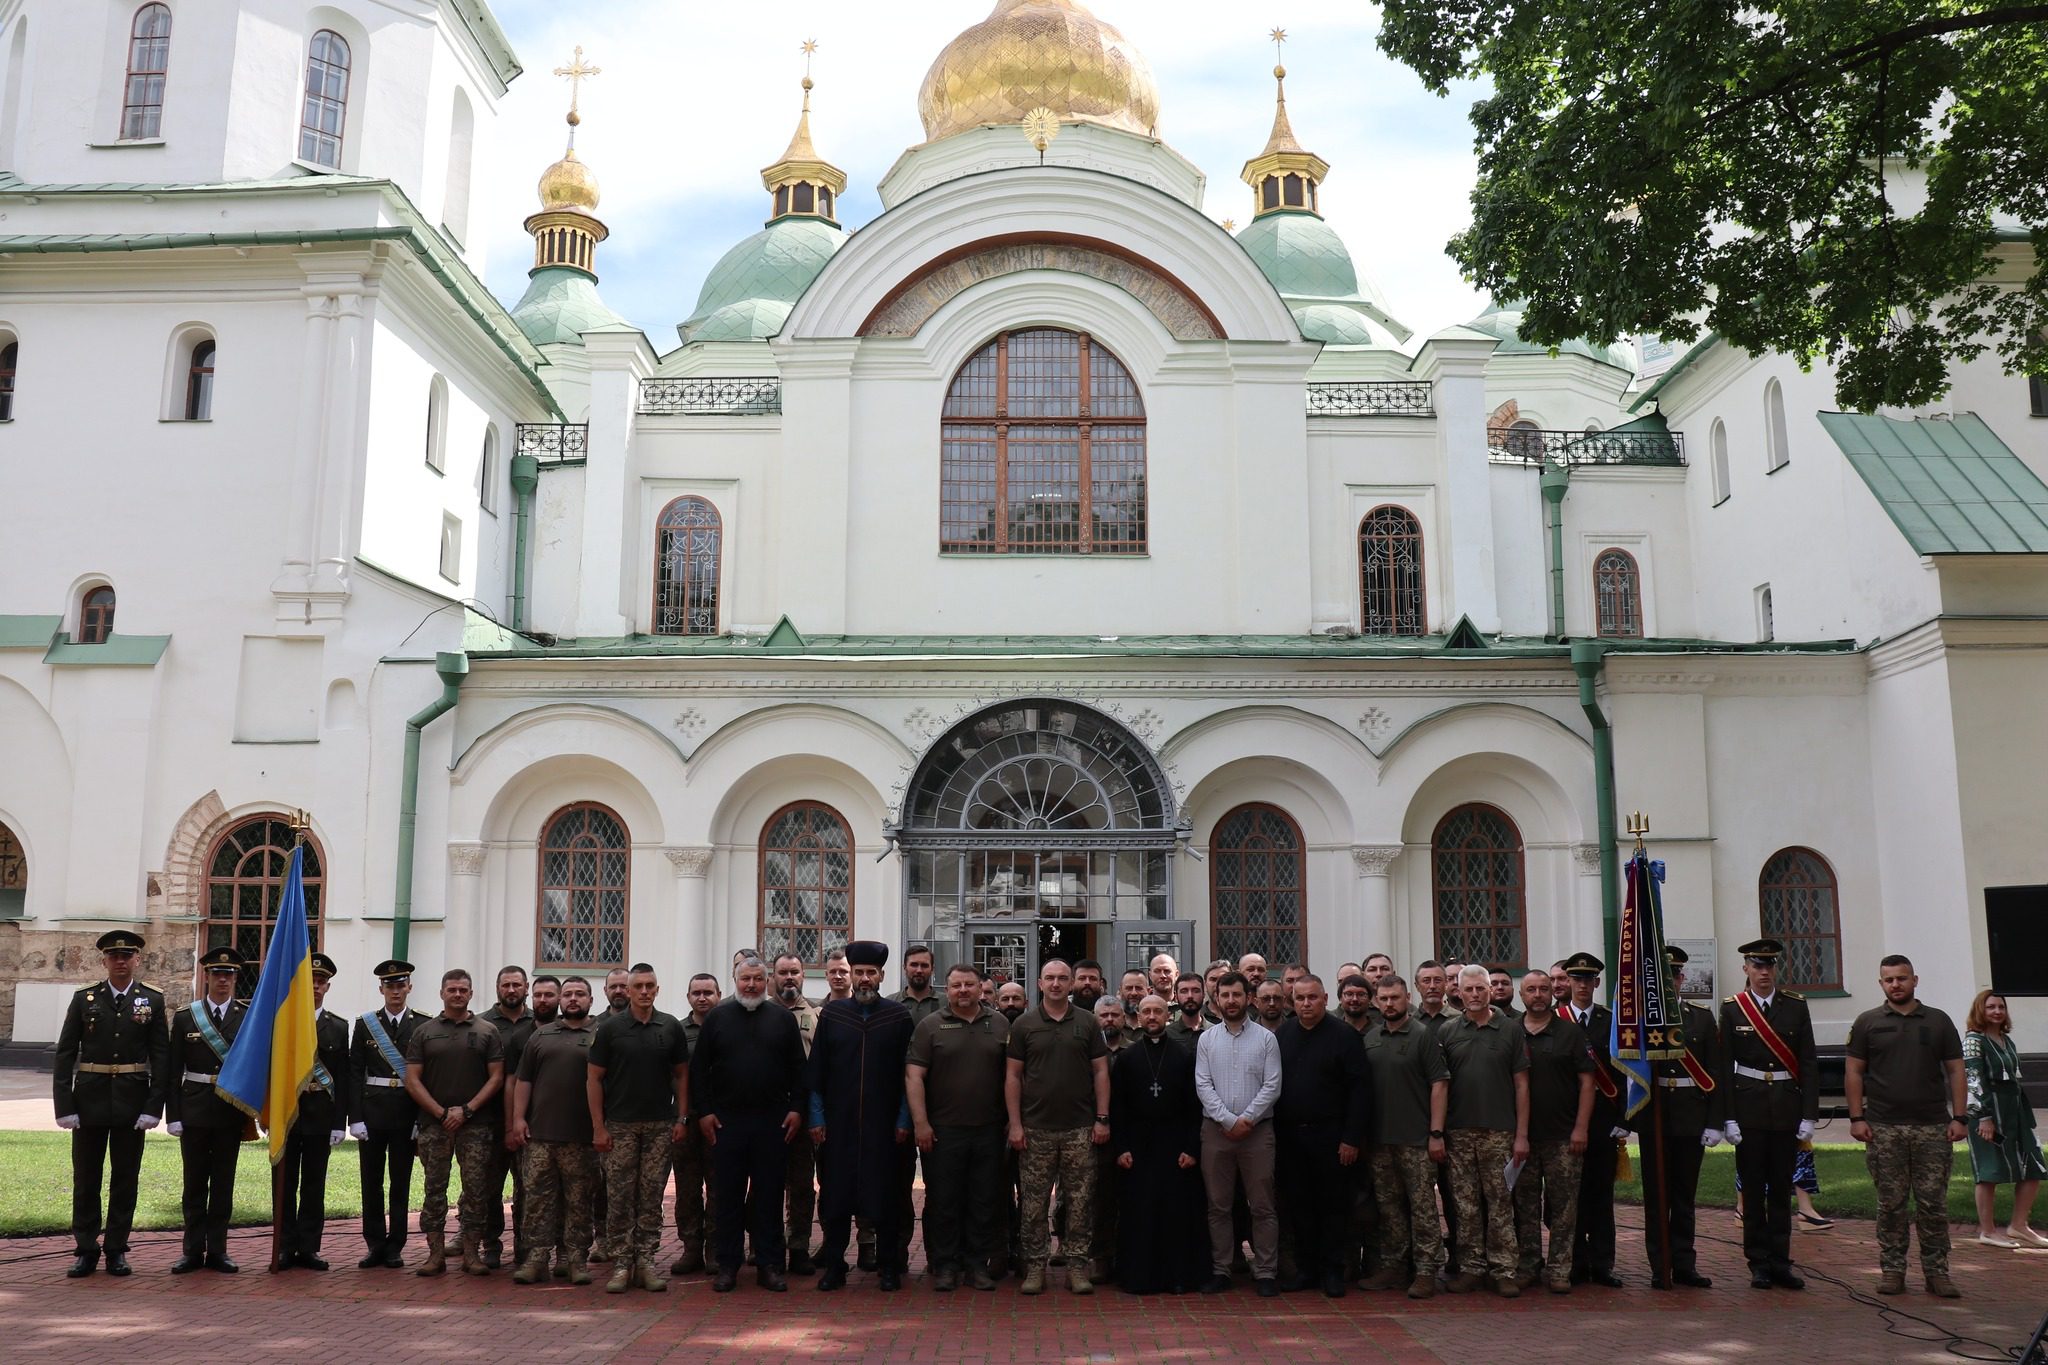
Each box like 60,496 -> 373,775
54,927 -> 1975,1302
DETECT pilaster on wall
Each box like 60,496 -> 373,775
1413,328 -> 1502,634
773,339 -> 862,635
577,331 -> 657,638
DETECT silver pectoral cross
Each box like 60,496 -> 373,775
1150,1081 -> 1162,1098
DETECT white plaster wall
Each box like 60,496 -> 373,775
1489,461 -> 1547,637
1559,466 -> 1695,639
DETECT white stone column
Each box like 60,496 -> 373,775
273,287 -> 335,597
1352,845 -> 1403,960
448,842 -> 486,971
576,331 -> 655,637
667,848 -> 714,978
1412,328 -> 1502,633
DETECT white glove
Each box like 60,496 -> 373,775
56,1114 -> 80,1130
1609,1126 -> 1631,1140
134,1114 -> 159,1132
1723,1121 -> 1742,1145
348,1122 -> 368,1141
166,1121 -> 184,1137
1795,1119 -> 1814,1141
1702,1127 -> 1723,1148
329,1129 -> 345,1147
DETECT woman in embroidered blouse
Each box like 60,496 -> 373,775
1964,989 -> 2045,1248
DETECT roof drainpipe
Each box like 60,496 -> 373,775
1570,638 -> 1621,975
1541,459 -> 1572,642
392,651 -> 468,961
509,452 -> 539,633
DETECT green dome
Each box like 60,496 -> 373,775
509,267 -> 629,347
1467,300 -> 1635,372
679,216 -> 845,344
1236,211 -> 1408,346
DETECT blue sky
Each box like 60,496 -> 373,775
476,0 -> 1491,351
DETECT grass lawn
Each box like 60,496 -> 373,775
0,1131 -> 468,1238
1616,1141 -> 2024,1225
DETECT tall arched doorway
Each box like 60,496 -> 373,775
896,699 -> 1191,989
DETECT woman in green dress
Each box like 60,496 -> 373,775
1964,990 -> 2046,1248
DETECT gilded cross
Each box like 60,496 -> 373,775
554,46 -> 601,115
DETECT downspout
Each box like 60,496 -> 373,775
392,650 -> 469,961
509,452 -> 538,632
1570,638 -> 1621,974
1540,459 -> 1571,641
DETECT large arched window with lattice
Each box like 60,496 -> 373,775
1759,847 -> 1842,992
759,802 -> 853,968
537,803 -> 630,969
205,816 -> 324,995
0,821 -> 26,918
653,495 -> 721,635
1209,804 -> 1305,965
1431,804 -> 1525,965
940,327 -> 1146,555
1360,504 -> 1426,635
1594,548 -> 1643,638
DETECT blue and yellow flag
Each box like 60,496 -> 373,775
216,844 -> 319,1164
1610,850 -> 1678,1121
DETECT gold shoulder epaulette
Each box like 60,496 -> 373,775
1784,990 -> 1804,1001
1723,994 -> 1738,1004
140,982 -> 162,993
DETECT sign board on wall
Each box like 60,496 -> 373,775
1668,938 -> 1717,1001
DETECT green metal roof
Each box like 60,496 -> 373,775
1818,411 -> 2048,554
1235,212 -> 1410,345
509,266 -> 627,347
43,633 -> 171,666
1465,300 -> 1635,372
679,217 -> 844,345
0,614 -> 60,648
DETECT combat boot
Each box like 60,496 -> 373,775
1925,1272 -> 1961,1299
566,1254 -> 592,1286
460,1233 -> 489,1276
670,1241 -> 704,1276
415,1235 -> 447,1278
637,1260 -> 670,1293
1019,1264 -> 1047,1295
512,1251 -> 550,1285
1359,1267 -> 1406,1291
1068,1263 -> 1094,1295
1406,1273 -> 1437,1299
605,1258 -> 634,1293
1444,1270 -> 1482,1294
1876,1270 -> 1907,1295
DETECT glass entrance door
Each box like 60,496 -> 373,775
1111,920 -> 1197,980
962,923 -> 1034,992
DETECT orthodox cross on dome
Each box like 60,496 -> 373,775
553,45 -> 600,149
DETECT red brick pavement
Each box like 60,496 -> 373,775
4,1199 -> 2039,1364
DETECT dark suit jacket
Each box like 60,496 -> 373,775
53,980 -> 170,1126
1718,991 -> 1819,1130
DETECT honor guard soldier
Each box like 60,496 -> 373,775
281,952 -> 351,1269
1558,951 -> 1626,1287
54,928 -> 170,1278
167,946 -> 249,1273
350,959 -> 427,1268
1632,946 -> 1725,1289
1719,937 -> 1819,1289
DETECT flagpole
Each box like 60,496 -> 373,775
1626,813 -> 1675,1290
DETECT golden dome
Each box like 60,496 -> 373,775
537,145 -> 600,214
917,0 -> 1161,144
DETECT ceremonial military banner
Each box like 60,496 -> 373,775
1611,850 -> 1680,1120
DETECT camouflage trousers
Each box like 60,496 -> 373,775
604,1120 -> 673,1264
1019,1126 -> 1096,1268
1447,1129 -> 1518,1280
1866,1122 -> 1954,1274
1370,1143 -> 1446,1277
417,1124 -> 495,1242
670,1130 -> 717,1251
1512,1138 -> 1582,1285
522,1140 -> 597,1258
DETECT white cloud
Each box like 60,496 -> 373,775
480,0 -> 1490,347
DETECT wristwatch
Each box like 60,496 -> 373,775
1847,1113 -> 1863,1122
1951,1113 -> 1969,1124
1429,1129 -> 1446,1139
1096,1114 -> 1111,1124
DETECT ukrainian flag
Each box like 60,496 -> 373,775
217,844 -> 319,1163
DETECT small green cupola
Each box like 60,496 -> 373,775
1239,32 -> 1329,220
510,46 -> 628,346
761,42 -> 847,227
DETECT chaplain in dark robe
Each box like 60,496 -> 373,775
1110,994 -> 1209,1295
808,940 -> 915,1291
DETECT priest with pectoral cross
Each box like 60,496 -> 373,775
1108,994 -> 1207,1295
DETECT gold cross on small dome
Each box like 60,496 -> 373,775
554,45 -> 601,116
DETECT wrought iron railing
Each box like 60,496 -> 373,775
1305,381 -> 1435,417
638,376 -> 783,416
1490,427 -> 1686,467
516,422 -> 588,466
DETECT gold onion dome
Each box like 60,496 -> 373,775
537,142 -> 600,215
917,0 -> 1162,143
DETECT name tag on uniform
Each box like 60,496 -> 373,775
1734,1025 -> 1754,1034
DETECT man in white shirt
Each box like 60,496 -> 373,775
1194,970 -> 1283,1297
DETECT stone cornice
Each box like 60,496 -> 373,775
1601,651 -> 1867,696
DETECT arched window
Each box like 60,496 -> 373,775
1209,804 -> 1305,966
184,338 -> 214,420
939,327 -> 1147,555
205,816 -> 324,996
0,338 -> 16,420
1759,847 -> 1842,992
1594,548 -> 1643,638
1359,504 -> 1426,636
1763,379 -> 1790,471
1504,418 -> 1544,462
1431,803 -> 1526,965
424,374 -> 447,472
759,802 -> 853,968
1709,419 -> 1731,504
2031,374 -> 2048,418
477,426 -> 498,514
78,585 -> 116,644
537,803 -> 630,969
299,29 -> 351,168
653,496 -> 721,635
120,5 -> 171,141
0,821 -> 25,917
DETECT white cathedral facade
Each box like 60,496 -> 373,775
2,0 -> 2044,1049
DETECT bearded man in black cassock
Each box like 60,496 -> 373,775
1110,994 -> 1208,1295
809,940 -> 916,1291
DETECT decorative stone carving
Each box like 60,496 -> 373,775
903,706 -> 940,741
1356,706 -> 1391,742
666,847 -> 714,878
1573,843 -> 1604,875
862,240 -> 1223,341
1123,707 -> 1161,743
673,707 -> 705,741
1352,845 -> 1403,877
448,843 -> 486,876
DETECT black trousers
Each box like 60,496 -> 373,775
482,1136 -> 525,1257
179,1124 -> 241,1259
359,1126 -> 416,1252
1736,1127 -> 1797,1272
921,1124 -> 1005,1272
71,1124 -> 145,1255
1278,1120 -> 1351,1279
892,1143 -> 924,1261
1572,1131 -> 1619,1276
1635,1127 -> 1705,1276
818,1141 -> 904,1273
281,1122 -> 333,1258
711,1113 -> 787,1275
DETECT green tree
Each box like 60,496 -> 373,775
1377,1 -> 2048,409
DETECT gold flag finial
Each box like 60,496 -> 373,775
1626,810 -> 1649,851
288,808 -> 311,847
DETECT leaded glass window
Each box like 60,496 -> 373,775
940,328 -> 1147,555
1759,847 -> 1841,992
759,802 -> 852,968
1360,504 -> 1426,636
78,586 -> 116,644
299,30 -> 352,168
0,341 -> 18,420
121,5 -> 172,141
538,803 -> 629,969
205,816 -> 324,997
0,822 -> 25,917
653,496 -> 721,635
1594,548 -> 1642,638
1210,804 -> 1305,965
1431,804 -> 1525,966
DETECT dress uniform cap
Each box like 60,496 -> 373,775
309,952 -> 338,978
1663,944 -> 1689,965
198,946 -> 243,971
1562,950 -> 1605,977
1736,938 -> 1784,961
845,940 -> 889,969
373,959 -> 414,983
96,929 -> 146,953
